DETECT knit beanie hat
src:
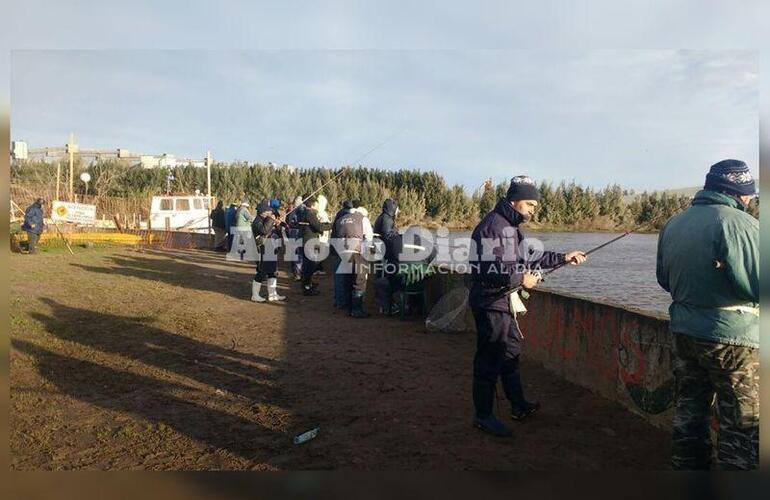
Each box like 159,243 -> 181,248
257,200 -> 272,215
505,175 -> 540,201
704,159 -> 756,197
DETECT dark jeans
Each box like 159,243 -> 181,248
333,256 -> 352,307
671,333 -> 759,470
301,255 -> 318,287
254,247 -> 278,282
471,308 -> 527,417
347,252 -> 369,293
287,234 -> 303,276
26,231 -> 40,254
292,243 -> 304,276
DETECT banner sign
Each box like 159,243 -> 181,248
51,201 -> 97,225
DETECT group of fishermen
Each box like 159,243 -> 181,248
465,159 -> 758,471
18,156 -> 757,470
18,156 -> 760,471
208,158 -> 759,471
210,193 -> 403,318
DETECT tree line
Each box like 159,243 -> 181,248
11,159 -> 758,229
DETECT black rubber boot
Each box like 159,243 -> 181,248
349,291 -> 368,318
501,360 -> 540,421
472,379 -> 511,437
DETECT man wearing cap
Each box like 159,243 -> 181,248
334,201 -> 375,317
22,197 -> 46,254
285,195 -> 306,280
234,199 -> 253,228
469,176 -> 586,437
657,159 -> 759,470
250,200 -> 287,303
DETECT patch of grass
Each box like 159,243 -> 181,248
96,426 -> 114,442
10,315 -> 29,328
117,425 -> 139,440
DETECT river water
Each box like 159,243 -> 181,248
435,230 -> 672,318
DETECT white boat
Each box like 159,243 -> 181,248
149,195 -> 211,232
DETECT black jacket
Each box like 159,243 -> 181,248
210,207 -> 226,229
252,214 -> 280,239
469,199 -> 565,312
301,208 -> 332,244
374,199 -> 400,263
373,199 -> 398,239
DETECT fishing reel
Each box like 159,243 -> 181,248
517,269 -> 544,301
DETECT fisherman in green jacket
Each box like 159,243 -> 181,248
234,199 -> 253,228
656,159 -> 758,470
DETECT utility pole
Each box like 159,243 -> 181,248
56,161 -> 61,201
206,150 -> 213,235
67,132 -> 76,201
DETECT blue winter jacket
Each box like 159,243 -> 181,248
22,202 -> 45,235
285,205 -> 305,239
469,199 -> 565,312
224,206 -> 237,232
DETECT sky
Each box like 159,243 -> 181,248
4,1 -> 764,193
10,49 -> 758,192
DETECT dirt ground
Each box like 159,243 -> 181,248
9,245 -> 671,470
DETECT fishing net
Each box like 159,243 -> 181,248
425,286 -> 470,334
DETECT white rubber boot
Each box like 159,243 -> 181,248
267,277 -> 286,301
251,280 -> 266,302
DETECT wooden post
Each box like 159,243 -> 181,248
68,132 -> 75,201
56,161 -> 61,201
54,222 -> 75,255
206,150 -> 212,236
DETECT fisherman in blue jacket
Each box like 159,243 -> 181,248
224,202 -> 237,251
22,198 -> 46,254
469,176 -> 586,436
285,195 -> 306,281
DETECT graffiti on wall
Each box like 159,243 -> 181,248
520,292 -> 674,415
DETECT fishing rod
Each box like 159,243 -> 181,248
489,211 -> 676,299
540,211 -> 672,277
282,128 -> 408,220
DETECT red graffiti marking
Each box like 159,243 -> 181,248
618,317 -> 646,385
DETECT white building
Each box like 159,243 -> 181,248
11,141 -> 28,160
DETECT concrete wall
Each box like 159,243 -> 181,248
425,272 -> 674,429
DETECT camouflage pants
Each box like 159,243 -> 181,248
671,333 -> 759,470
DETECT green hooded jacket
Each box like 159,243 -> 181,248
656,190 -> 759,348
